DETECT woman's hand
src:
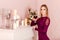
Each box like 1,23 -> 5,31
32,25 -> 38,29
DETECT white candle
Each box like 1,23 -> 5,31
13,9 -> 17,20
13,9 -> 20,29
21,20 -> 24,26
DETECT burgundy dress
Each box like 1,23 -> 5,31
31,17 -> 50,40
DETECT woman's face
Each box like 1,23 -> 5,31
40,6 -> 47,15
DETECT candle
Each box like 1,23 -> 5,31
13,9 -> 20,29
25,18 -> 27,26
14,9 -> 17,20
21,20 -> 25,26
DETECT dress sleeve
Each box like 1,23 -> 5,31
42,18 -> 50,32
31,20 -> 38,31
31,20 -> 37,26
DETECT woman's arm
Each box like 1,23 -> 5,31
31,20 -> 37,26
42,18 -> 50,32
35,25 -> 38,31
31,20 -> 38,31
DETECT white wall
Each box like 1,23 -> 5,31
0,0 -> 37,18
37,0 -> 60,40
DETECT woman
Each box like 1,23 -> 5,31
31,4 -> 50,40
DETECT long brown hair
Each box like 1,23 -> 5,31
40,4 -> 48,17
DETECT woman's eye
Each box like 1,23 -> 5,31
41,9 -> 42,10
44,9 -> 46,10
